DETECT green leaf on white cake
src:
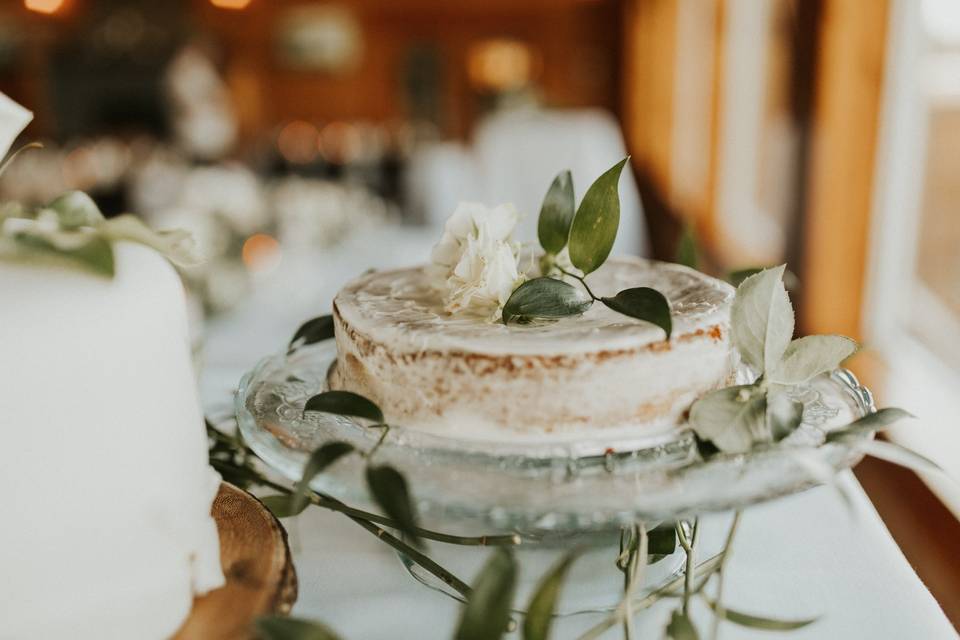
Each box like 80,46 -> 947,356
255,615 -> 344,640
13,229 -> 115,276
857,439 -> 946,478
689,385 -> 769,454
766,392 -> 805,442
675,223 -> 699,270
260,494 -> 308,519
601,287 -> 672,339
366,465 -> 423,547
825,407 -> 915,443
304,391 -> 384,424
567,157 -> 628,275
290,315 -> 335,350
705,599 -> 818,631
768,335 -> 859,385
522,548 -> 580,640
46,191 -> 104,229
101,214 -> 203,267
291,441 -> 355,512
730,265 -> 794,373
665,609 -> 700,640
455,548 -> 517,640
502,277 -> 592,324
537,170 -> 575,255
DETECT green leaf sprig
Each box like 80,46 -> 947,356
0,189 -> 201,277
503,158 -> 673,339
689,266 -> 863,453
289,314 -> 336,352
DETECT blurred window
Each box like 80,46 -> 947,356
864,0 -> 960,515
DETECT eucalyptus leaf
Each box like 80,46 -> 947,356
726,267 -> 764,288
366,465 -> 423,547
705,600 -> 817,631
825,407 -> 915,443
769,335 -> 858,384
291,441 -> 355,512
46,191 -> 104,229
14,230 -> 115,277
255,615 -> 344,640
857,439 -> 946,478
455,548 -> 517,640
101,214 -> 202,267
567,158 -> 628,275
502,277 -> 592,324
665,609 -> 700,640
675,224 -> 699,270
290,315 -> 335,350
647,523 -> 678,556
260,495 -> 308,519
537,170 -> 575,254
601,287 -> 672,339
688,385 -> 769,454
64,234 -> 115,276
766,392 -> 804,442
730,265 -> 794,373
522,549 -> 581,640
304,391 -> 384,424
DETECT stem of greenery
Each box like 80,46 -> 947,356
211,460 -> 522,547
710,511 -> 742,640
364,424 -> 391,459
558,267 -> 600,301
677,518 -> 700,616
345,513 -> 473,599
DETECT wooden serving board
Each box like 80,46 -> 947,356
173,483 -> 298,640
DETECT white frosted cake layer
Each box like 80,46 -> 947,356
332,257 -> 736,438
0,243 -> 224,639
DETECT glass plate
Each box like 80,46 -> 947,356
236,342 -> 875,534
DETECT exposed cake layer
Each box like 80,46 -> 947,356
331,257 -> 736,438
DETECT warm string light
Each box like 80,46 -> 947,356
24,0 -> 65,14
209,0 -> 252,9
242,233 -> 281,275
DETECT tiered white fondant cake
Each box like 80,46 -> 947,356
332,257 -> 736,439
0,242 -> 224,639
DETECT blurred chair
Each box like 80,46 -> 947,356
474,107 -> 647,257
410,107 -> 648,257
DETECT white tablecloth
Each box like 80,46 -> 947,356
200,227 -> 956,639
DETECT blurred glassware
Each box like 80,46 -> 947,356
165,44 -> 238,161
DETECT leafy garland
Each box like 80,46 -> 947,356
500,159 -> 671,338
0,188 -> 200,277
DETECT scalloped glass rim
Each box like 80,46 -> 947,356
236,341 -> 875,532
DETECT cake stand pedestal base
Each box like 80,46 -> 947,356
174,483 -> 298,640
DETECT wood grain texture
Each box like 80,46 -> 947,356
173,483 -> 297,640
799,0 -> 890,339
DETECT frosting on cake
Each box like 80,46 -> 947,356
0,242 -> 224,639
332,256 -> 737,440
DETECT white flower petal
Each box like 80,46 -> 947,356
0,93 -> 33,161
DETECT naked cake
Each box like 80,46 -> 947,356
331,256 -> 736,438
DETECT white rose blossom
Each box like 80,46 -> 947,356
0,92 -> 33,162
430,202 -> 526,320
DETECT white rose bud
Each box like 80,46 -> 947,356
430,201 -> 526,321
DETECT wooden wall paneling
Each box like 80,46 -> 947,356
798,0 -> 890,340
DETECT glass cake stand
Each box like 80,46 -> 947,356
235,341 -> 875,614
